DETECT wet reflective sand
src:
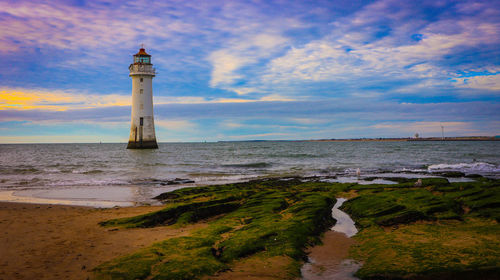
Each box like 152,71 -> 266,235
302,198 -> 361,280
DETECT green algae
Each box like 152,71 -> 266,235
349,218 -> 500,279
93,177 -> 500,280
93,179 -> 341,280
343,177 -> 500,279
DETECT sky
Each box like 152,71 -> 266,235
0,0 -> 499,143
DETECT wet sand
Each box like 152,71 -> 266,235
0,201 -> 359,280
301,231 -> 359,280
301,197 -> 360,280
0,202 -> 206,280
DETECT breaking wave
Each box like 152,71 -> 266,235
428,162 -> 500,173
223,162 -> 272,168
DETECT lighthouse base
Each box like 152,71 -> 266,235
127,140 -> 158,149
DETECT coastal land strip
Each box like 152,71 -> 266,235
1,176 -> 499,279
218,136 -> 499,142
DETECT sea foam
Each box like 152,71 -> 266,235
428,162 -> 500,173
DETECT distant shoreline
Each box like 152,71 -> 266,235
220,136 -> 499,143
310,136 -> 499,142
1,136 -> 499,145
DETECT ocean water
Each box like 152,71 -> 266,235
0,141 -> 499,206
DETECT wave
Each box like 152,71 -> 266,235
14,178 -> 44,186
267,153 -> 323,159
71,169 -> 104,174
394,167 -> 428,173
14,167 -> 40,174
129,178 -> 195,186
428,162 -> 500,173
223,162 -> 272,168
343,167 -> 379,175
0,167 -> 40,174
82,170 -> 104,174
143,162 -> 169,167
43,178 -> 130,187
46,163 -> 84,168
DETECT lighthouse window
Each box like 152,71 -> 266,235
140,89 -> 143,94
134,57 -> 150,63
140,117 -> 144,126
137,57 -> 149,63
140,78 -> 143,82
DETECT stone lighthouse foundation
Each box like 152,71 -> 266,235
127,47 -> 158,149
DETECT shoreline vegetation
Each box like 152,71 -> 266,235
1,176 -> 499,279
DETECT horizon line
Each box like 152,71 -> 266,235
1,135 -> 498,145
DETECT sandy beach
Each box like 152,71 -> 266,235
0,203 -> 349,280
3,175 -> 497,280
0,202 -> 207,280
0,193 -> 358,280
0,201 -> 343,280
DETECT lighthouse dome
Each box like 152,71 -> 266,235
135,48 -> 150,56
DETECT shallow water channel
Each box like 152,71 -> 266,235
301,198 -> 361,280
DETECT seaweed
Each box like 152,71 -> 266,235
343,178 -> 500,279
93,179 -> 339,279
93,177 -> 500,280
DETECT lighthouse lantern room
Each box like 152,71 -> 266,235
127,47 -> 158,149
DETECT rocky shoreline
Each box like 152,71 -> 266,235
1,176 -> 498,279
94,176 -> 499,279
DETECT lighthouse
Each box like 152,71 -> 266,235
127,47 -> 158,149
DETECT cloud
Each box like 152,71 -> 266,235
3,98 -> 498,124
0,0 -> 499,142
207,32 -> 289,91
227,132 -> 291,140
289,118 -> 329,125
259,94 -> 296,102
453,73 -> 500,91
0,135 -> 114,144
0,88 -> 130,111
202,1 -> 311,94
222,121 -> 243,128
3,0 -> 498,101
0,86 -> 298,112
0,1 -> 195,54
0,99 -> 498,142
208,50 -> 252,88
259,0 -> 500,96
155,119 -> 196,130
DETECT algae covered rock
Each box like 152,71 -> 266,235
93,178 -> 340,280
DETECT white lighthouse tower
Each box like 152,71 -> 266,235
127,47 -> 158,149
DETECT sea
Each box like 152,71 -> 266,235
0,141 -> 499,207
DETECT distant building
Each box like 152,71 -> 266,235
127,47 -> 158,149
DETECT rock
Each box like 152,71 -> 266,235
437,171 -> 465,177
414,179 -> 422,187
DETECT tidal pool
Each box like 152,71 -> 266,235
301,198 -> 361,280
